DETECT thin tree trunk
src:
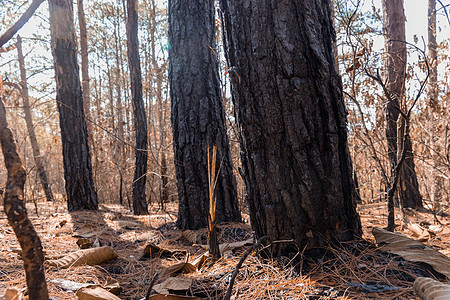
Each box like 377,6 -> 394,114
382,0 -> 422,209
0,82 -> 49,300
220,0 -> 361,253
428,0 -> 443,213
48,0 -> 98,211
169,0 -> 241,230
16,35 -> 54,203
113,12 -> 126,205
103,37 -> 116,131
126,0 -> 149,215
77,0 -> 90,122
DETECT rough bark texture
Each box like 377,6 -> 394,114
427,0 -> 443,211
17,35 -> 54,203
49,0 -> 98,211
0,89 -> 49,300
126,0 -> 149,215
169,0 -> 241,230
428,0 -> 438,111
77,0 -> 91,123
382,0 -> 422,209
220,0 -> 361,253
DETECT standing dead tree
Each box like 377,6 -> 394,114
126,0 -> 149,215
16,35 -> 55,203
0,78 -> 49,300
368,44 -> 429,231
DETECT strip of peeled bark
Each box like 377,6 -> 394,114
17,35 -> 54,203
220,0 -> 361,254
0,89 -> 49,300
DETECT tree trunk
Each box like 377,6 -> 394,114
77,0 -> 90,122
17,35 -> 54,203
169,0 -> 241,230
427,0 -> 443,212
113,12 -> 126,205
330,0 -> 339,72
220,0 -> 361,253
0,83 -> 49,300
382,0 -> 422,209
126,0 -> 149,215
49,0 -> 98,211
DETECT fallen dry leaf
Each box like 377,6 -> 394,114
200,238 -> 254,255
163,262 -> 196,277
76,285 -> 121,300
407,223 -> 430,242
136,231 -> 160,242
191,252 -> 208,269
73,225 -> 103,239
148,295 -> 201,300
47,246 -> 118,269
182,230 -> 197,244
142,243 -> 186,259
51,278 -> 90,292
102,277 -> 121,295
0,288 -> 22,300
114,220 -> 140,230
76,238 -> 92,249
414,277 -> 450,300
153,277 -> 192,294
373,227 -> 450,279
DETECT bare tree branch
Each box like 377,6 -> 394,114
0,0 -> 45,48
436,0 -> 450,26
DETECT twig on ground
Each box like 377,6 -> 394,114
144,272 -> 159,300
224,236 -> 269,300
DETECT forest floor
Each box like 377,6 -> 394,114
1,200 -> 450,299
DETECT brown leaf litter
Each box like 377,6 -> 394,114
0,201 -> 449,299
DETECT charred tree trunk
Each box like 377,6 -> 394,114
49,0 -> 98,211
17,36 -> 54,203
169,0 -> 241,230
0,86 -> 49,300
220,0 -> 361,253
382,0 -> 422,209
126,0 -> 149,215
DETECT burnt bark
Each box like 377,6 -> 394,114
126,0 -> 149,215
220,0 -> 361,253
17,35 -> 54,203
382,0 -> 422,209
0,86 -> 49,300
169,0 -> 241,230
49,0 -> 98,211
